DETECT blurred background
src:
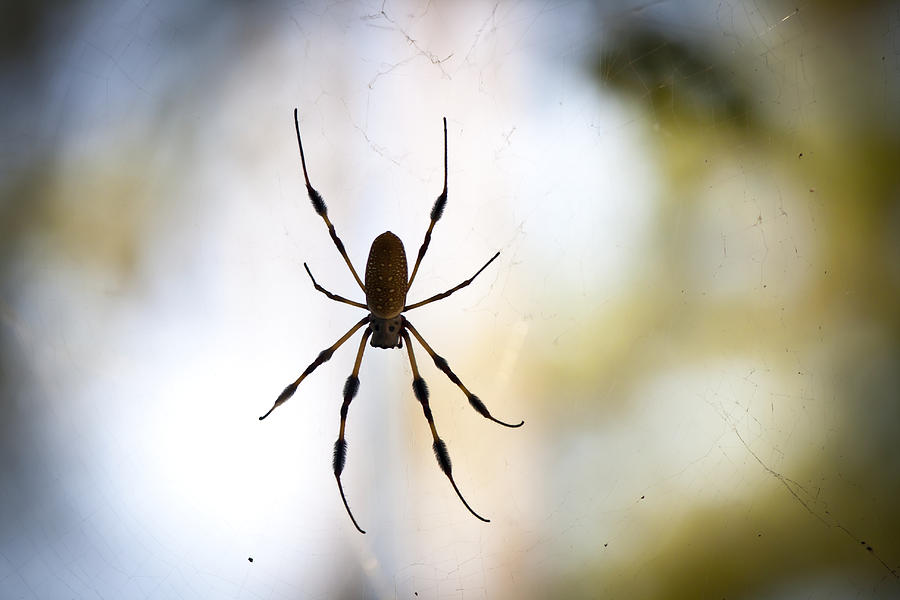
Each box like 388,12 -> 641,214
2,0 -> 899,598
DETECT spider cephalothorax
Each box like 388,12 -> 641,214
259,109 -> 523,534
368,315 -> 403,349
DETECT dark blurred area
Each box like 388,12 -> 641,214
598,28 -> 754,131
0,1 -> 73,65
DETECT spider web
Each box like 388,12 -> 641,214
1,0 -> 899,598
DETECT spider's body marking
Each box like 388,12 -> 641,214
369,315 -> 404,349
259,110 -> 523,534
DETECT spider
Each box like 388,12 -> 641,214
259,109 -> 524,534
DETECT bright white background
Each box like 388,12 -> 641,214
1,1 -> 899,598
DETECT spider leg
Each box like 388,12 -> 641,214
304,263 -> 367,309
401,330 -> 490,523
333,327 -> 372,534
259,315 -> 369,420
407,117 -> 448,292
294,108 -> 366,293
403,251 -> 500,312
404,319 -> 523,428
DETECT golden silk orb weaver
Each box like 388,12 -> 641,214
259,109 -> 524,534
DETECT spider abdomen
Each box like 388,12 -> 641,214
365,231 -> 408,319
